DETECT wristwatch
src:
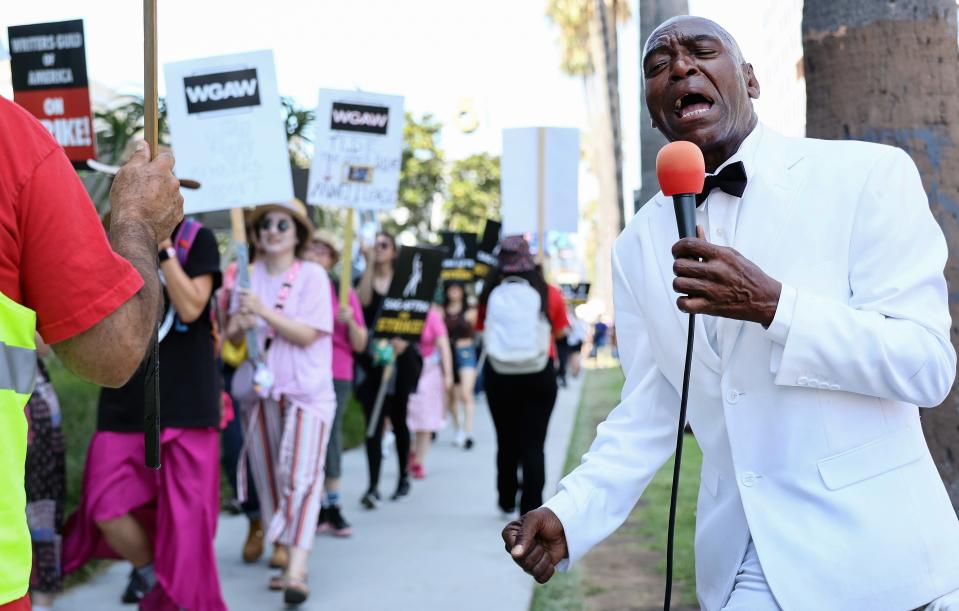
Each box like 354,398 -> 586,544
158,247 -> 176,263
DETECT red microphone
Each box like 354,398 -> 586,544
656,141 -> 705,240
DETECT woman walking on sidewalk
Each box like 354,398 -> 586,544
63,217 -> 226,611
478,236 -> 569,517
226,199 -> 335,606
304,230 -> 367,536
407,303 -> 454,478
355,232 -> 422,508
443,281 -> 479,449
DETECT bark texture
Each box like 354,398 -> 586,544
803,0 -> 959,509
637,0 -> 689,212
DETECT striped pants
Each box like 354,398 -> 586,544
238,397 -> 329,551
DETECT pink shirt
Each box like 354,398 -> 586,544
419,307 -> 448,358
332,286 -> 365,381
251,260 -> 335,416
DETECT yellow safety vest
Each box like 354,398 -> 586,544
0,290 -> 36,605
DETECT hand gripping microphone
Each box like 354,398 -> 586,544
655,141 -> 705,610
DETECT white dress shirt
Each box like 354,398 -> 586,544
696,123 -> 797,356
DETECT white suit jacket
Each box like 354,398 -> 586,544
544,126 -> 959,611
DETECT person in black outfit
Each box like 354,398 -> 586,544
478,236 -> 569,517
62,220 -> 227,610
354,232 -> 422,509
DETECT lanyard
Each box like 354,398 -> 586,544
263,260 -> 303,350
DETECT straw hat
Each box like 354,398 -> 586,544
311,229 -> 343,259
249,198 -> 316,237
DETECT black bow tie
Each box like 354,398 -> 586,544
696,161 -> 747,206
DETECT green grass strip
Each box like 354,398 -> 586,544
530,367 -> 701,609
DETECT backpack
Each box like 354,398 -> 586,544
172,218 -> 202,266
484,277 -> 551,375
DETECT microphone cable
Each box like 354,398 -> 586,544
664,311 -> 695,610
654,139 -> 706,610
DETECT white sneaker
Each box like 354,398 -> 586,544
453,429 -> 466,447
382,430 -> 395,453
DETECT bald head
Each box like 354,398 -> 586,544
643,16 -> 745,67
641,15 -> 759,171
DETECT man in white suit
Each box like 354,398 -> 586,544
503,16 -> 959,611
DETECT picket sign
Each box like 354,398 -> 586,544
307,89 -> 405,309
164,50 -> 293,215
364,246 -> 445,438
7,19 -> 97,165
501,127 -> 580,269
164,50 -> 294,402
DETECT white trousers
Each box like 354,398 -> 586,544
720,540 -> 959,611
720,540 -> 781,610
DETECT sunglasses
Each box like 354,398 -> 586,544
375,241 -> 392,250
258,218 -> 292,233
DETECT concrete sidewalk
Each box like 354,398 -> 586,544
58,376 -> 583,611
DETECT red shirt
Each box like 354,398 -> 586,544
0,594 -> 29,611
0,96 -> 142,343
477,283 -> 570,359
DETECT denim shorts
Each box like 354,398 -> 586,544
454,344 -> 478,369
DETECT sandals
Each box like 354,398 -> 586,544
267,544 -> 288,569
283,577 -> 310,605
268,574 -> 285,591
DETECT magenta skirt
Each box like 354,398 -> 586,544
407,356 -> 446,432
63,428 -> 226,611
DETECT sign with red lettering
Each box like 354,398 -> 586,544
7,19 -> 96,164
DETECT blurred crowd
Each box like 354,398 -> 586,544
25,196 -> 610,610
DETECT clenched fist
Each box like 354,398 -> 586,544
502,508 -> 569,584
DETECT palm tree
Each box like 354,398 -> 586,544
803,0 -> 959,509
546,0 -> 631,318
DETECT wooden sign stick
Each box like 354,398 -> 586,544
537,126 -> 547,270
230,208 -> 247,245
143,0 -> 161,469
340,208 -> 355,308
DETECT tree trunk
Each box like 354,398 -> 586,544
803,0 -> 959,510
597,0 -> 626,231
587,7 -> 622,321
637,0 -> 689,212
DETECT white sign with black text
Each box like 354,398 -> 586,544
164,50 -> 293,214
307,89 -> 405,210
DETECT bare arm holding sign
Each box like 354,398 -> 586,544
52,143 -> 183,387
